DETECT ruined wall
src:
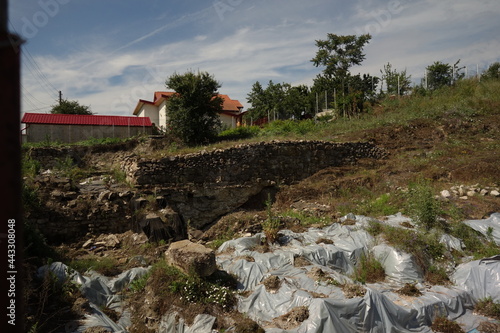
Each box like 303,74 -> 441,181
27,140 -> 387,242
122,140 -> 386,186
122,140 -> 386,229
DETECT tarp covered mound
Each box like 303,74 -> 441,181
37,213 -> 500,332
217,213 -> 500,333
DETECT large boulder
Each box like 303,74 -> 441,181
165,240 -> 216,277
139,208 -> 187,243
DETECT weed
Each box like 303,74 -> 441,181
342,283 -> 366,298
397,282 -> 422,297
262,194 -> 281,244
475,297 -> 500,320
128,272 -> 151,293
424,265 -> 450,285
68,257 -> 120,276
22,155 -> 41,178
353,252 -> 385,284
430,316 -> 464,333
405,180 -> 442,230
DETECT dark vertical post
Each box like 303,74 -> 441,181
0,0 -> 25,331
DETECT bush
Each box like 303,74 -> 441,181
353,252 -> 385,284
475,297 -> 500,320
406,181 -> 442,230
218,126 -> 260,140
262,194 -> 281,244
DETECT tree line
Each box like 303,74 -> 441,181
50,33 -> 500,146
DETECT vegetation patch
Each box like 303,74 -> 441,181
475,297 -> 500,320
397,282 -> 422,297
430,316 -> 465,333
353,252 -> 386,284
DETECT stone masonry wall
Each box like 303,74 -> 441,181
122,140 -> 386,187
121,140 -> 387,229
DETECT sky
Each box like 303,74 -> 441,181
9,0 -> 500,117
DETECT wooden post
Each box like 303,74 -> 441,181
0,1 -> 25,330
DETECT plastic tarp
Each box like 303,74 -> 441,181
158,313 -> 217,333
37,262 -> 150,332
464,213 -> 500,245
217,213 -> 500,333
451,255 -> 500,302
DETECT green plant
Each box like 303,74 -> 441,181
405,181 -> 442,230
22,156 -> 41,178
128,272 -> 151,293
475,297 -> 500,320
68,257 -> 120,276
262,194 -> 281,244
353,252 -> 385,284
430,316 -> 465,333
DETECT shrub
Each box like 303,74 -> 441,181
218,126 -> 260,140
406,181 -> 442,230
430,316 -> 464,333
262,194 -> 281,244
475,297 -> 500,320
353,252 -> 385,284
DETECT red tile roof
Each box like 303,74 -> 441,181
152,91 -> 243,112
22,113 -> 152,127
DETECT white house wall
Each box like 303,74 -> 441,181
219,113 -> 236,129
138,104 -> 159,127
159,101 -> 168,130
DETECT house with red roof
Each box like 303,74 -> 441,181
21,113 -> 152,143
132,92 -> 245,131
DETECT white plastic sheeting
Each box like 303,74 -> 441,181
36,213 -> 500,332
37,262 -> 150,332
217,213 -> 500,333
464,213 -> 500,245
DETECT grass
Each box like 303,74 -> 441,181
353,252 -> 386,284
68,257 -> 121,276
475,297 -> 500,320
262,194 -> 282,244
430,316 -> 465,333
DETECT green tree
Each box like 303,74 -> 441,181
165,71 -> 223,145
380,63 -> 412,96
50,99 -> 93,115
482,62 -> 500,80
426,60 -> 464,90
311,34 -> 374,117
311,33 -> 372,81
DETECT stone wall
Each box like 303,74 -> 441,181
122,140 -> 386,186
122,140 -> 387,229
26,140 -> 387,242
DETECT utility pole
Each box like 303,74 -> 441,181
59,90 -> 62,105
1,0 -> 25,331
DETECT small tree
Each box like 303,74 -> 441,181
426,60 -> 464,91
380,63 -> 412,96
51,99 -> 92,115
165,71 -> 223,146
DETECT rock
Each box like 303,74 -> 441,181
165,240 -> 216,277
440,190 -> 451,198
82,239 -> 93,249
459,196 -> 468,200
467,191 -> 476,197
490,190 -> 500,197
480,189 -> 489,196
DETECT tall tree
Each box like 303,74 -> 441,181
165,71 -> 223,146
311,34 -> 373,117
380,62 -> 412,96
50,99 -> 92,115
311,34 -> 372,81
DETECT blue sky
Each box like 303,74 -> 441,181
10,0 -> 500,116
